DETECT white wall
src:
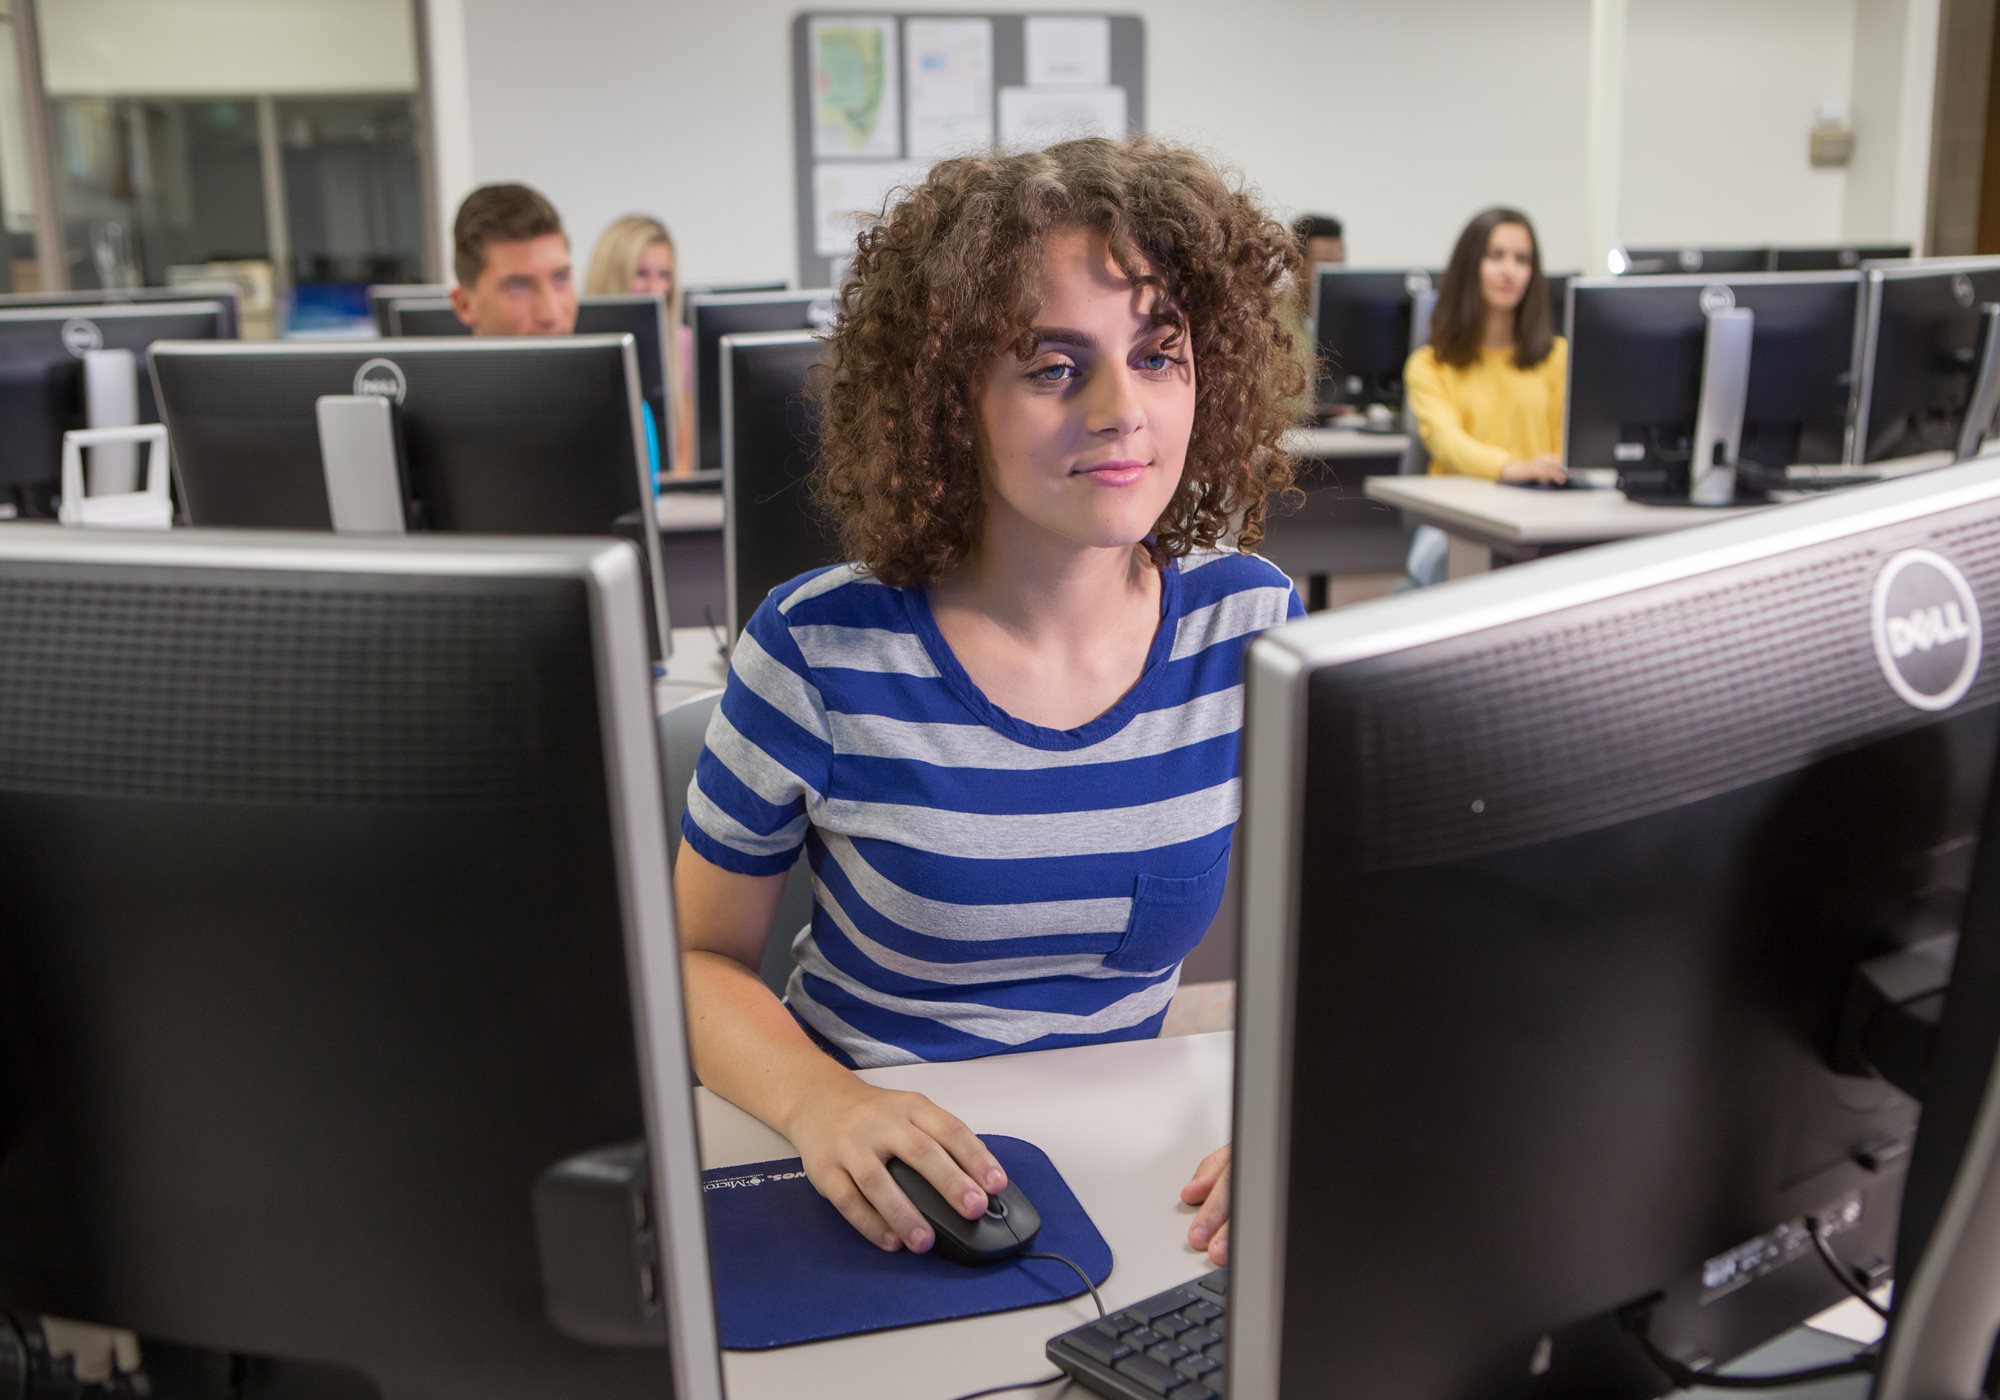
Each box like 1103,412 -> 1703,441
443,0 -> 1592,285
1619,0 -> 1857,249
1845,0 -> 1943,247
435,0 -> 1930,288
40,0 -> 418,96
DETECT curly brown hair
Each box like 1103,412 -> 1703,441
811,137 -> 1306,590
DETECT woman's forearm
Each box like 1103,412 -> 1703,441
680,948 -> 857,1137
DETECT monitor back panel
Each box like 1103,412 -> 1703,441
153,339 -> 645,534
724,332 -> 845,635
0,538 -> 685,1400
691,292 -> 834,475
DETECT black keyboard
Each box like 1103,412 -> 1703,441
1046,1268 -> 1228,1399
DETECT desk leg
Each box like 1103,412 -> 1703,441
1445,534 -> 1495,580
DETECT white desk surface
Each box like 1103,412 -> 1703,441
698,1032 -> 1232,1400
1364,472 -> 1761,546
655,625 -> 730,715
1280,424 -> 1410,460
657,491 -> 725,533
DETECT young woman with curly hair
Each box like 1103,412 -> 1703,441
675,136 -> 1304,1267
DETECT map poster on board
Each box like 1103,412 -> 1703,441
905,17 -> 995,160
810,16 -> 902,160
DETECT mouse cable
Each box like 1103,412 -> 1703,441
1019,1251 -> 1105,1320
939,1252 -> 1107,1400
1622,1300 -> 1878,1390
940,1376 -> 1066,1400
1805,1214 -> 1891,1321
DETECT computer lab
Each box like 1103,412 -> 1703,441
3,2 -> 2000,1398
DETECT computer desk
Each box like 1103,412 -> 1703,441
1363,472 -> 1762,580
698,1031 -> 1233,1400
1268,426 -> 1411,608
693,1030 -> 1872,1399
1367,453 -> 1963,581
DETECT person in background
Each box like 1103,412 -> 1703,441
448,184 -> 662,485
673,136 -> 1307,1269
587,215 -> 696,477
1292,212 -> 1344,269
1403,206 -> 1566,485
1287,213 -> 1344,421
448,183 -> 578,338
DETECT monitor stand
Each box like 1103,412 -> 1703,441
82,348 -> 141,496
315,394 -> 409,533
1623,307 -> 1762,508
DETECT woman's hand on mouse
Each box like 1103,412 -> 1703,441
1499,454 -> 1565,485
1182,1143 -> 1231,1265
783,1077 -> 1007,1253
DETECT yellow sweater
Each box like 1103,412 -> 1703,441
1404,338 -> 1568,479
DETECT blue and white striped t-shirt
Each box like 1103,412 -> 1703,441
679,548 -> 1303,1069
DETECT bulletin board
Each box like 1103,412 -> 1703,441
791,12 -> 1146,288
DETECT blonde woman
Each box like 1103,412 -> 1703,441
587,215 -> 695,476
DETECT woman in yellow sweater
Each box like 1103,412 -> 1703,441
1405,206 -> 1567,485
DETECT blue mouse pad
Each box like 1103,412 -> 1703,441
702,1134 -> 1113,1349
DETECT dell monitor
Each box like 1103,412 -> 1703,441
385,294 -> 678,475
0,283 -> 243,339
1230,460 -> 2000,1398
1564,271 -> 1861,490
0,527 -> 721,1400
366,281 -> 449,334
721,329 -> 845,637
1617,246 -> 1772,276
1773,245 -> 1914,272
689,288 -> 836,476
682,281 -> 786,323
0,300 -> 230,515
149,336 -> 672,655
1312,267 -> 1438,417
1852,259 -> 2000,464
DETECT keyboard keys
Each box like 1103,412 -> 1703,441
1063,1329 -> 1132,1367
1046,1272 -> 1231,1400
1114,1353 -> 1186,1395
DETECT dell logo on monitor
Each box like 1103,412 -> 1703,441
1873,549 -> 1982,711
1699,285 -> 1736,317
1955,275 -> 1978,308
353,358 -> 407,406
61,318 -> 103,358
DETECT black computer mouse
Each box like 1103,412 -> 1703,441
886,1157 -> 1041,1265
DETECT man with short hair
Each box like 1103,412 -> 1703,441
447,181 -> 663,482
449,183 -> 579,337
1293,212 -> 1345,269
